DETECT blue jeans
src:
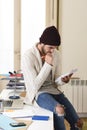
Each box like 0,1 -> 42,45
36,93 -> 79,130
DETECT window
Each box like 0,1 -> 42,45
0,0 -> 46,73
0,0 -> 14,73
21,0 -> 46,55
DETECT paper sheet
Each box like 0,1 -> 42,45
3,109 -> 34,118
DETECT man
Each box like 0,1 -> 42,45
22,26 -> 83,130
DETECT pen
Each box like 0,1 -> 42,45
13,115 -> 49,120
13,116 -> 33,118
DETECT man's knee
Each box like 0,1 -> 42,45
55,104 -> 65,116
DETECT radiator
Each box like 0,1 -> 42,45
61,79 -> 87,113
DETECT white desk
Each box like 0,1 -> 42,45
0,89 -> 54,130
24,105 -> 53,130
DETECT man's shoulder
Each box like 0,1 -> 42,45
24,46 -> 35,55
23,45 -> 39,60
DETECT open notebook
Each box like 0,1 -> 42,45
3,99 -> 24,109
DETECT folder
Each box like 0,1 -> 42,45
32,115 -> 49,121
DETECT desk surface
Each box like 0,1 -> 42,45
24,105 -> 53,130
0,89 -> 53,130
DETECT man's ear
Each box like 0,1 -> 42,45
41,43 -> 44,46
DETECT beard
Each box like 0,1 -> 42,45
41,46 -> 46,56
41,46 -> 51,56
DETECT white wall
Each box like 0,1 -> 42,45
58,0 -> 87,113
59,0 -> 87,79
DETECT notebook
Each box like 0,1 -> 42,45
3,99 -> 24,109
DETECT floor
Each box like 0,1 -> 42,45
65,118 -> 87,130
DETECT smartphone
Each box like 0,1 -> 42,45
10,122 -> 26,127
61,68 -> 78,78
55,68 -> 78,83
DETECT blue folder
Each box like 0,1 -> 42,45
32,115 -> 49,121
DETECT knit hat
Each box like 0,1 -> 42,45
39,26 -> 61,46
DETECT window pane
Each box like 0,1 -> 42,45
0,0 -> 14,73
21,0 -> 46,55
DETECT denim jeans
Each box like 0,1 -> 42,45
36,92 -> 79,130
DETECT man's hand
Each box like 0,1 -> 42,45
45,53 -> 53,66
61,73 -> 73,83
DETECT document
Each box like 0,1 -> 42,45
3,109 -> 34,118
55,68 -> 78,83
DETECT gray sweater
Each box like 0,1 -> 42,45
22,43 -> 63,105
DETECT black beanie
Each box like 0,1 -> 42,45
39,26 -> 61,46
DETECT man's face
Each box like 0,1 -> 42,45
41,44 -> 57,56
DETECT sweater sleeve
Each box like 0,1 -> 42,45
22,52 -> 52,104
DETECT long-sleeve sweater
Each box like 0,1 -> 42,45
22,43 -> 63,105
